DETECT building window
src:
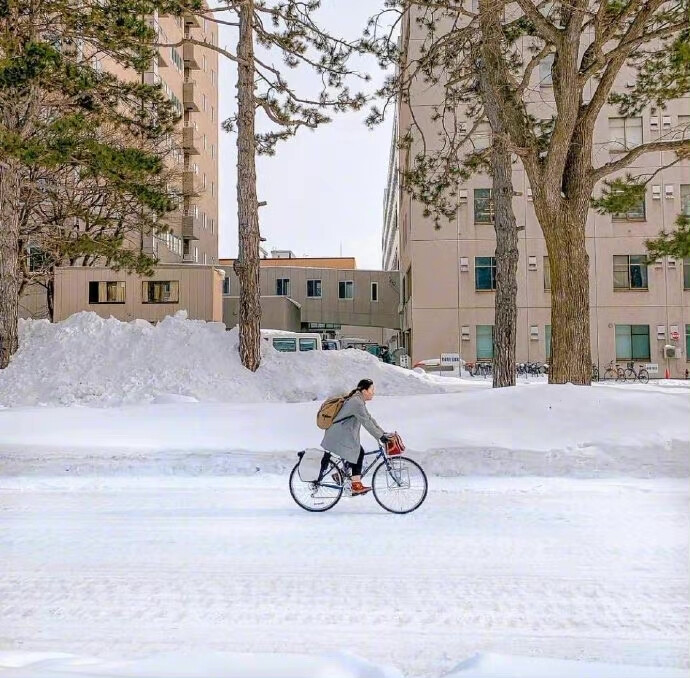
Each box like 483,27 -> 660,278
142,281 -> 179,303
545,324 -> 552,360
615,324 -> 650,361
686,325 -> 690,361
476,325 -> 494,360
681,184 -> 690,216
202,93 -> 207,112
276,278 -> 290,296
338,281 -> 354,299
403,266 -> 412,301
612,196 -> 645,220
475,256 -> 496,290
306,279 -> 322,298
88,281 -> 125,304
211,144 -> 215,158
539,53 -> 554,86
223,276 -> 230,295
210,218 -> 215,234
544,256 -> 551,291
609,116 -> 642,152
211,105 -> 215,121
473,121 -> 492,150
211,181 -> 215,197
613,255 -> 648,290
202,54 -> 207,72
371,281 -> 379,302
203,252 -> 207,265
211,68 -> 216,86
194,245 -> 198,263
474,188 -> 494,223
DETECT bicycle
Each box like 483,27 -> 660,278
591,363 -> 600,382
602,360 -> 625,381
623,361 -> 650,384
289,444 -> 428,514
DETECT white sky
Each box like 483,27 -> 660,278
216,1 -> 394,270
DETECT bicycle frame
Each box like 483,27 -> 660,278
316,445 -> 401,491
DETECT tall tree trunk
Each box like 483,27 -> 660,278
0,162 -> 22,369
46,271 -> 55,322
541,208 -> 591,385
233,0 -> 261,371
479,66 -> 518,388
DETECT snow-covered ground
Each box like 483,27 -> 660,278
1,475 -> 688,678
1,313 -> 689,677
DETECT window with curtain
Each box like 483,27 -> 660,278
475,257 -> 496,290
613,255 -> 648,290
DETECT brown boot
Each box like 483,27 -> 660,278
351,480 -> 371,496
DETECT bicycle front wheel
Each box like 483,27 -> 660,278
371,456 -> 428,514
603,368 -> 617,381
624,368 -> 637,382
638,368 -> 649,384
289,461 -> 343,512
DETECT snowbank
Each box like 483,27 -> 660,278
1,384 -> 688,477
1,651 -> 687,678
0,312 -> 457,407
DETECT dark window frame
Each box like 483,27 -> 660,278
338,280 -> 354,300
306,279 -> 322,298
276,278 -> 291,296
475,256 -> 497,291
142,280 -> 180,304
613,255 -> 649,290
474,188 -> 494,224
88,280 -> 126,304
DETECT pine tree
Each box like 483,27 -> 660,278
0,0 -> 188,367
159,0 -> 369,371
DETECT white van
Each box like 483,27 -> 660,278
261,330 -> 322,353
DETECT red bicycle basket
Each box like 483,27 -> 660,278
386,433 -> 405,456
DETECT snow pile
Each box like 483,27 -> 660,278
1,651 -> 687,678
0,312 -> 455,407
0,651 -> 403,678
1,384 -> 688,477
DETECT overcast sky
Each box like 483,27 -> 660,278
216,1 -> 394,270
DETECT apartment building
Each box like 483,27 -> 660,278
145,11 -> 219,266
383,10 -> 690,377
219,254 -> 400,342
19,9 -> 220,321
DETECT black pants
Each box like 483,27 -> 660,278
348,446 -> 365,476
319,447 -> 365,480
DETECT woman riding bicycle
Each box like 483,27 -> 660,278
321,378 -> 390,496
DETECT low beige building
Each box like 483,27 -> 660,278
219,258 -> 401,339
53,265 -> 223,323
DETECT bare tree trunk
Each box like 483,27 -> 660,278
0,161 -> 22,368
233,0 -> 261,371
479,66 -> 518,388
541,210 -> 591,384
46,271 -> 55,322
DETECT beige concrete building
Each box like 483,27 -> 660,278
19,9 -> 220,321
219,256 -> 401,342
383,10 -> 690,377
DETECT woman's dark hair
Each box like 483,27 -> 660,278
357,378 -> 374,391
346,379 -> 374,399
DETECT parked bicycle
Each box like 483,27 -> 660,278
517,362 -> 548,376
591,363 -> 600,382
623,361 -> 650,384
602,360 -> 625,381
289,443 -> 428,514
467,361 -> 493,378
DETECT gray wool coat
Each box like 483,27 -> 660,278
320,392 -> 386,463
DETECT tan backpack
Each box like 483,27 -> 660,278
316,394 -> 347,430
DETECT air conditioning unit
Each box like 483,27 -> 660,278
528,256 -> 538,270
526,188 -> 533,201
664,345 -> 678,359
665,185 -> 675,199
459,257 -> 470,272
662,115 -> 672,129
530,325 -> 539,340
649,116 -> 659,130
652,185 -> 661,200
668,257 -> 677,269
461,326 -> 470,340
458,190 -> 468,204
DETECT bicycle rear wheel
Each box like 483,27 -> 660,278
638,368 -> 649,384
289,461 -> 343,512
371,456 -> 428,514
624,368 -> 636,382
603,368 -> 617,381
